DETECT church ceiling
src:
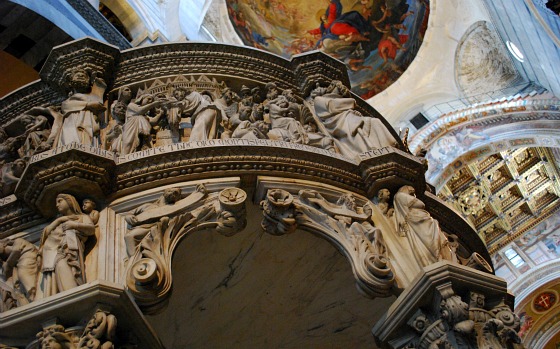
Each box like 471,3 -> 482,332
439,147 -> 560,254
225,0 -> 428,99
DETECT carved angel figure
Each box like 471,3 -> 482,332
38,194 -> 95,298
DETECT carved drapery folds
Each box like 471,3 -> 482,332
261,188 -> 394,297
125,185 -> 247,313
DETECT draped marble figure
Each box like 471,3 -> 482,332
46,68 -> 107,148
312,80 -> 397,158
38,194 -> 95,298
393,186 -> 456,265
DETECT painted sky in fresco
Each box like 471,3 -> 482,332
225,0 -> 429,99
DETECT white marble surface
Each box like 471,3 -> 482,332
147,202 -> 394,348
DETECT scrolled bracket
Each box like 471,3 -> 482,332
260,188 -> 394,298
125,185 -> 247,314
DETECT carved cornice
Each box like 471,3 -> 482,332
0,281 -> 163,349
15,144 -> 117,217
0,82 -> 62,125
114,139 -> 362,198
0,198 -> 43,238
40,38 -> 121,92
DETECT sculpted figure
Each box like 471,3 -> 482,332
0,237 -> 39,304
38,194 -> 95,297
37,325 -> 75,349
124,188 -> 182,256
45,68 -> 107,148
0,159 -> 26,197
183,89 -> 223,141
17,113 -> 51,157
165,86 -> 189,138
311,80 -> 397,158
393,186 -> 456,267
120,94 -> 164,155
82,199 -> 99,225
267,91 -> 307,144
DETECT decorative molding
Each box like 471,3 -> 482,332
66,0 -> 132,50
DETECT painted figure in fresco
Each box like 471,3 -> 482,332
311,80 -> 397,157
38,194 -> 95,298
120,94 -> 164,155
45,68 -> 107,148
0,237 -> 39,304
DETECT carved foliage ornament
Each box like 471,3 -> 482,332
125,185 -> 247,313
260,188 -> 394,297
405,287 -> 524,349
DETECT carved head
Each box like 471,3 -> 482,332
67,68 -> 91,92
119,86 -> 132,101
398,185 -> 415,196
37,325 -> 74,349
377,189 -> 390,202
11,159 -> 26,177
240,85 -> 251,97
82,199 -> 96,214
56,194 -> 82,216
163,188 -> 181,204
265,82 -> 279,100
282,89 -> 296,103
337,193 -> 357,211
135,94 -> 154,106
111,101 -> 127,122
173,87 -> 188,101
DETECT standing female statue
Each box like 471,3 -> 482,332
38,194 -> 95,297
393,185 -> 456,268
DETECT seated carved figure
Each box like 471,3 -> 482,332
267,91 -> 307,144
311,80 -> 397,158
124,188 -> 182,256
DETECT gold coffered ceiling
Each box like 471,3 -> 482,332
439,147 -> 560,253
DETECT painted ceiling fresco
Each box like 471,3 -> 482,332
226,0 -> 429,99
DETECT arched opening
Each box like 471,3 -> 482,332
146,201 -> 395,348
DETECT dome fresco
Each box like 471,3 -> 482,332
226,0 -> 430,99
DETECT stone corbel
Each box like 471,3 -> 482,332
125,185 -> 247,314
372,262 -> 523,349
260,188 -> 394,298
